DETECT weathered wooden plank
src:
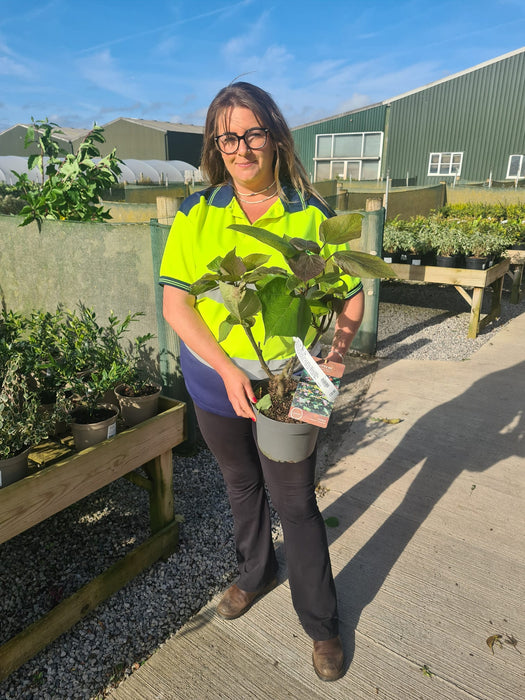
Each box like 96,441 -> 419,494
0,398 -> 185,543
389,259 -> 509,286
0,521 -> 179,682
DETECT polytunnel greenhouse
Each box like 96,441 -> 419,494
0,157 -> 200,185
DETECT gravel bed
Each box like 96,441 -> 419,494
1,280 -> 523,699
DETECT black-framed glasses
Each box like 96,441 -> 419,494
214,127 -> 270,154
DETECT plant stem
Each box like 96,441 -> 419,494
244,325 -> 274,379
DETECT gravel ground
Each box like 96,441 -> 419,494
1,280 -> 523,700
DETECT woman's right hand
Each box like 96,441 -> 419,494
220,364 -> 257,421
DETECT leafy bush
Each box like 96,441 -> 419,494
11,118 -> 122,227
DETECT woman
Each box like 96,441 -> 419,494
160,82 -> 364,682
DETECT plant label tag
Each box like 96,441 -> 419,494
107,424 -> 117,439
293,337 -> 339,401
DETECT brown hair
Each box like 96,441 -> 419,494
200,81 -> 314,200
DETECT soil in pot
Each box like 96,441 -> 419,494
254,376 -> 300,423
115,384 -> 161,427
70,404 -> 119,451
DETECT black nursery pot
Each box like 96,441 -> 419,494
465,256 -> 490,270
436,254 -> 464,268
382,250 -> 401,263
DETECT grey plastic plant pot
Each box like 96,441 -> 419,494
71,404 -> 119,451
115,385 -> 161,428
254,409 -> 319,463
0,446 -> 31,488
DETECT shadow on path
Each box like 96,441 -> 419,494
324,360 -> 525,668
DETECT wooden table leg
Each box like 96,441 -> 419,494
143,451 -> 174,533
509,264 -> 524,304
468,286 -> 484,338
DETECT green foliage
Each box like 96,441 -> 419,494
0,184 -> 25,215
191,212 -> 395,380
384,206 -> 524,257
12,117 -> 121,227
0,304 -> 156,450
0,355 -> 69,460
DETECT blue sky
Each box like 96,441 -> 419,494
1,0 -> 524,132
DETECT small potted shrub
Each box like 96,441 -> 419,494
0,356 -> 69,487
431,220 -> 465,267
114,333 -> 162,427
191,212 -> 395,461
69,362 -> 128,451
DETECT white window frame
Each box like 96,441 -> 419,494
314,131 -> 383,182
506,154 -> 525,180
428,152 -> 463,177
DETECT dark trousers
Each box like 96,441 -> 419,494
194,405 -> 339,640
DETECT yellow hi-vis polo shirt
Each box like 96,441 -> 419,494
159,183 -> 363,378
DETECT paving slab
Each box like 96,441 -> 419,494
110,312 -> 525,700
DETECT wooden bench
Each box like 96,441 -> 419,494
387,258 -> 510,338
0,396 -> 185,681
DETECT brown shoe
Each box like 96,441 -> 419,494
312,636 -> 344,681
217,578 -> 277,620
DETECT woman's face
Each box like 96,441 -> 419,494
216,106 -> 275,192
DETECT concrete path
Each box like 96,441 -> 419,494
110,313 -> 525,700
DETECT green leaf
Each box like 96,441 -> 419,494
190,277 -> 220,296
228,224 -> 297,258
218,283 -> 261,322
258,277 -> 311,341
218,317 -> 237,343
256,394 -> 272,412
333,250 -> 398,279
24,125 -> 35,148
288,251 -> 326,281
27,154 -> 40,172
243,253 -> 271,270
289,238 -> 321,254
320,212 -> 364,244
324,516 -> 339,527
244,266 -> 287,283
207,256 -> 224,273
220,248 -> 246,278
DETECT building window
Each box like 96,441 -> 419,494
506,155 -> 525,179
314,131 -> 383,182
428,152 -> 463,176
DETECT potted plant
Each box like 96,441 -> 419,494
0,356 -> 69,487
190,212 -> 395,461
114,333 -> 162,427
430,219 -> 465,267
69,362 -> 127,451
382,222 -> 405,263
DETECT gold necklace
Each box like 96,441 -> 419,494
235,190 -> 278,204
235,180 -> 276,197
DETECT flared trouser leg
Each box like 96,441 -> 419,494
195,406 -> 278,592
256,444 -> 339,640
194,406 -> 338,640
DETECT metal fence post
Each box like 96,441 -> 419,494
350,197 -> 384,355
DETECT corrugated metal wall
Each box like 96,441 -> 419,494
385,50 -> 525,186
100,122 -> 166,159
292,105 -> 387,180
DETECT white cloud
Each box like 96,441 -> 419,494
221,10 -> 273,64
0,55 -> 32,78
308,59 -> 348,81
76,50 -> 140,100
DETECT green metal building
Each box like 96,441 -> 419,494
292,47 -> 525,188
